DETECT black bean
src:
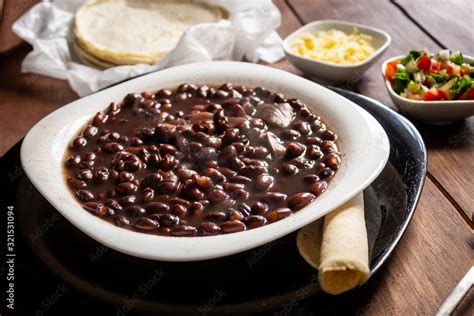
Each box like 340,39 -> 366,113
116,182 -> 138,195
141,173 -> 163,189
228,209 -> 244,221
219,145 -> 237,162
198,222 -> 221,236
230,175 -> 252,184
202,168 -> 226,183
223,182 -> 245,192
171,204 -> 188,217
172,225 -> 197,236
208,189 -> 228,204
68,178 -> 86,189
229,157 -> 245,171
308,145 -> 324,160
286,142 -> 306,159
221,220 -> 246,233
254,174 -> 275,191
82,152 -> 96,161
310,181 -> 328,196
83,125 -> 98,138
320,167 -> 335,180
83,202 -> 108,216
125,205 -> 146,218
135,217 -> 158,230
93,112 -> 108,126
66,155 -> 81,168
261,192 -> 287,204
206,211 -> 227,222
325,153 -> 341,170
72,136 -> 87,148
305,136 -> 322,146
103,142 -> 124,153
94,167 -> 110,183
120,195 -> 137,205
196,176 -> 213,191
233,188 -> 249,200
123,93 -> 144,108
105,199 -> 123,212
143,188 -> 154,203
266,208 -> 293,222
287,192 -> 316,211
156,89 -> 172,98
321,140 -> 337,153
76,189 -> 94,202
245,215 -> 267,229
146,202 -> 170,214
77,169 -> 93,181
160,144 -> 178,155
114,215 -> 131,226
159,214 -> 180,227
321,130 -> 337,141
240,165 -> 268,178
187,187 -> 205,200
304,174 -> 320,184
251,201 -> 269,215
118,171 -> 134,182
159,154 -> 177,171
281,162 -> 298,175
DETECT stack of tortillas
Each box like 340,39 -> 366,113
73,0 -> 228,68
297,192 -> 370,295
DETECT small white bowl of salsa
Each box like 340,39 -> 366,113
382,50 -> 474,124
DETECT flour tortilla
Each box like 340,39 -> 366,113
297,192 -> 370,295
74,0 -> 228,66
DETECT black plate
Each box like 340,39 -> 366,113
0,88 -> 426,315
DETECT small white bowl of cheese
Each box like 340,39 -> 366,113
283,20 -> 391,84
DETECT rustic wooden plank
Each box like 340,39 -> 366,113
362,178 -> 472,315
0,45 -> 77,156
288,0 -> 473,222
393,0 -> 474,53
418,118 -> 474,219
268,0 -> 304,74
0,0 -> 39,52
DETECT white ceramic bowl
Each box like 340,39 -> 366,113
382,55 -> 474,124
283,20 -> 391,84
21,61 -> 390,261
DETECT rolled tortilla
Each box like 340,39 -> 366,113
297,192 -> 369,295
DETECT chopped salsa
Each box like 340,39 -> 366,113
385,50 -> 474,101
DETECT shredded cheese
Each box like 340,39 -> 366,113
290,28 -> 375,65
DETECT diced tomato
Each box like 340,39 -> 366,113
437,78 -> 456,100
461,87 -> 474,100
438,89 -> 449,100
430,59 -> 440,73
385,60 -> 399,80
423,88 -> 441,101
447,62 -> 461,75
469,88 -> 474,100
417,55 -> 431,71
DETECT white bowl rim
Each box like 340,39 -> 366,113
20,61 -> 390,262
282,19 -> 392,68
381,55 -> 474,105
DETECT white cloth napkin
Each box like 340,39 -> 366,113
12,0 -> 285,96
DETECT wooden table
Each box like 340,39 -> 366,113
0,1 -> 472,314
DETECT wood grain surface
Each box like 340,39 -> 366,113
288,0 -> 473,223
0,0 -> 472,314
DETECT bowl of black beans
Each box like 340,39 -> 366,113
21,61 -> 390,261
